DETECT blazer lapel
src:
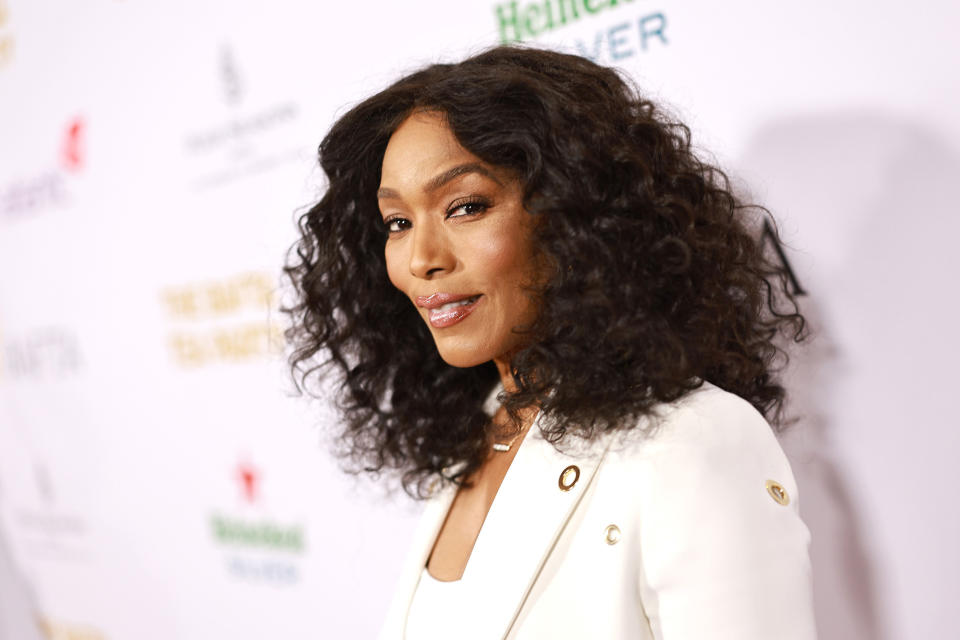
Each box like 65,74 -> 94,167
379,384 -> 611,640
462,412 -> 609,639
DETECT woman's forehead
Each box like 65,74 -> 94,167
382,113 -> 471,176
380,113 -> 513,196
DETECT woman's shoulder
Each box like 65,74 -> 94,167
608,380 -> 784,454
591,389 -> 815,640
598,381 -> 799,505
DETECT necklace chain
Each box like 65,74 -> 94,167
490,405 -> 538,452
491,424 -> 529,452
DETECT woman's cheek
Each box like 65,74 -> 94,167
468,226 -> 528,280
384,245 -> 408,293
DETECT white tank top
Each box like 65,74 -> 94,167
404,567 -> 472,639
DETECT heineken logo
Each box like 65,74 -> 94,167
207,457 -> 307,586
494,0 -> 635,43
210,514 -> 305,553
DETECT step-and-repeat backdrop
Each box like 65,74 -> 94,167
2,1 -> 958,638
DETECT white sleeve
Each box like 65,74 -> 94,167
633,393 -> 818,640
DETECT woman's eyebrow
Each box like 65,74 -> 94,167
377,162 -> 503,200
425,162 -> 503,191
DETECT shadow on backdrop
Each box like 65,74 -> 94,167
738,112 -> 960,640
0,499 -> 44,640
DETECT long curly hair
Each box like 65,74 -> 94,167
283,45 -> 806,496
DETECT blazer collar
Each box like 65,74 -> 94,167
462,419 -> 608,638
380,388 -> 610,639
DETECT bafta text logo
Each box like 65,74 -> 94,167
2,326 -> 83,380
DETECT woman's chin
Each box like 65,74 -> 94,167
435,350 -> 490,369
432,339 -> 496,369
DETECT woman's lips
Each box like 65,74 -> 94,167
426,294 -> 483,328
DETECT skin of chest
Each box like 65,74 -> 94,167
426,406 -> 536,581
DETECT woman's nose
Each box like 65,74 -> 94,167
408,223 -> 454,279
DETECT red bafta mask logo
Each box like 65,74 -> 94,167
61,116 -> 85,172
236,461 -> 259,503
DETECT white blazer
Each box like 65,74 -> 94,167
378,382 -> 817,639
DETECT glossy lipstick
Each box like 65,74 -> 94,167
416,293 -> 483,328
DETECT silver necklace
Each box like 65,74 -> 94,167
492,433 -> 523,452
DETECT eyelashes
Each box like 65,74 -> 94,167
446,196 -> 492,218
383,216 -> 411,234
382,195 -> 493,235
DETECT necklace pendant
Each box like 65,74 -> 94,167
492,442 -> 511,452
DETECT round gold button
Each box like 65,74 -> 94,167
604,524 -> 621,545
558,465 -> 580,491
765,479 -> 790,506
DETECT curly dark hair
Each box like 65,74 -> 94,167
283,45 -> 806,496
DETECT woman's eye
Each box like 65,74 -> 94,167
447,199 -> 490,218
384,217 -> 411,234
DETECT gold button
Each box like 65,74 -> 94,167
765,479 -> 789,506
558,465 -> 580,491
604,524 -> 621,545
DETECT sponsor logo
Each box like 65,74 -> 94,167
161,271 -> 283,369
219,43 -> 244,106
182,44 -> 302,190
0,0 -> 15,69
61,118 -> 86,172
0,170 -> 68,217
208,459 -> 307,585
237,460 -> 258,501
570,12 -> 667,62
8,458 -> 91,563
0,116 -> 87,220
1,326 -> 83,381
210,516 -> 304,552
495,0 -> 634,42
493,0 -> 668,63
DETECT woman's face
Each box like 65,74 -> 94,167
378,111 -> 541,369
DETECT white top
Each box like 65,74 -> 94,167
404,567 -> 471,640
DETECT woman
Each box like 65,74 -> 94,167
284,46 -> 817,639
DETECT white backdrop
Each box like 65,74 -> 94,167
1,1 -> 958,638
